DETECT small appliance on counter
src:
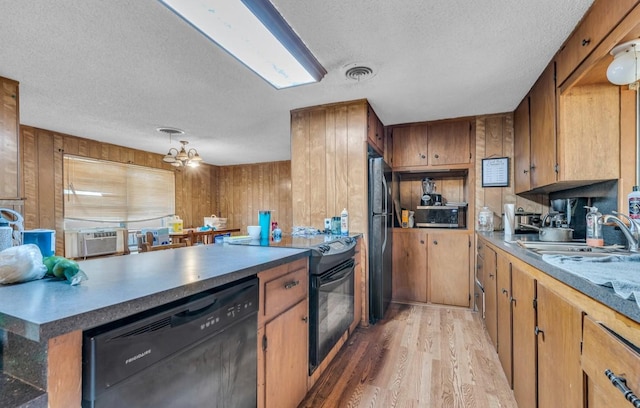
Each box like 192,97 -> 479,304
414,204 -> 467,228
420,178 -> 444,206
514,208 -> 542,233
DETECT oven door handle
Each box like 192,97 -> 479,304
319,260 -> 355,287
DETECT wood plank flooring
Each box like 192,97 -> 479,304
299,302 -> 517,408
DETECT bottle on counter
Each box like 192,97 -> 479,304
629,186 -> 640,226
478,207 -> 494,232
340,208 -> 349,236
585,206 -> 603,247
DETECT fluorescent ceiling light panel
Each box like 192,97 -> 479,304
160,0 -> 326,89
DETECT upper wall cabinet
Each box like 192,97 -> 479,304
390,119 -> 472,171
0,77 -> 20,199
513,97 -> 531,194
514,62 -> 557,193
367,105 -> 385,156
555,0 -> 638,88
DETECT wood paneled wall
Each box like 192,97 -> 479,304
290,100 -> 368,235
20,125 -> 219,255
475,114 -> 547,230
19,125 -> 293,255
217,161 -> 292,235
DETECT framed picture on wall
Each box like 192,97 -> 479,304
482,157 -> 509,187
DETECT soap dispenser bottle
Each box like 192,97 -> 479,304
585,206 -> 603,247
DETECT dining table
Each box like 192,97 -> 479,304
170,228 -> 241,246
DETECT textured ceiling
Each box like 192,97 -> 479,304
0,0 -> 594,165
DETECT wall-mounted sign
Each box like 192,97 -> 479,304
482,157 -> 509,187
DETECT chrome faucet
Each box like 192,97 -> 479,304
612,211 -> 640,242
602,214 -> 640,252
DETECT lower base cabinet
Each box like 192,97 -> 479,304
582,316 -> 640,408
536,282 -> 583,408
257,258 -> 309,408
429,233 -> 471,307
510,264 -> 536,408
392,229 -> 471,306
263,299 -> 309,408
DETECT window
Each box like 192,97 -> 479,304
63,155 -> 175,230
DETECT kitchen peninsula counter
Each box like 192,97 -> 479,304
478,232 -> 640,328
0,244 -> 309,407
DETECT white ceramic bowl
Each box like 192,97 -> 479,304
247,225 -> 261,240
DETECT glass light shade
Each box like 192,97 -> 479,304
607,40 -> 640,85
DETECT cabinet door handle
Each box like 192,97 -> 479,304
420,240 -> 425,244
581,38 -> 591,47
284,280 -> 300,289
302,316 -> 309,323
605,369 -> 640,407
419,153 -> 426,159
523,169 -> 528,174
502,288 -> 508,295
434,154 -> 439,159
510,296 -> 516,303
534,326 -> 544,336
489,273 -> 494,278
433,240 -> 438,245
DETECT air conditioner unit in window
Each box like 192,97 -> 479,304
64,228 -> 127,259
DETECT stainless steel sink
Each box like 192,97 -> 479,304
516,241 -> 631,257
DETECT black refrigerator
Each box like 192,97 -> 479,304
368,156 -> 393,323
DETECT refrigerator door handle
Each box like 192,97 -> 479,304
381,176 -> 389,251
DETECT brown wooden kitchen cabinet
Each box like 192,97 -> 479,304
510,263 -> 536,408
0,76 -> 20,199
513,96 -> 531,194
536,282 -> 583,408
482,245 -> 497,348
391,119 -> 472,170
582,316 -> 640,408
391,124 -> 429,169
528,61 -> 557,190
257,258 -> 309,408
392,228 -> 427,303
555,0 -> 638,87
367,104 -> 385,156
495,253 -> 512,387
429,232 -> 470,307
426,120 -> 471,166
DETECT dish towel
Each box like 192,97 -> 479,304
542,254 -> 640,310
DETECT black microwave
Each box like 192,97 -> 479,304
414,205 -> 467,228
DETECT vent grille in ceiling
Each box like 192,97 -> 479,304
345,65 -> 374,81
156,127 -> 185,136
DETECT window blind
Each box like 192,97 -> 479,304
63,155 -> 175,223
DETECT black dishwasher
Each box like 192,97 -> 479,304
82,276 -> 258,408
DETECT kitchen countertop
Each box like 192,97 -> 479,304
227,233 -> 362,249
0,244 -> 309,342
479,232 -> 640,324
0,243 -> 309,408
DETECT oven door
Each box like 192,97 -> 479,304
309,258 -> 355,374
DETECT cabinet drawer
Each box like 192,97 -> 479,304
582,316 -> 640,407
260,266 -> 308,324
556,0 -> 637,86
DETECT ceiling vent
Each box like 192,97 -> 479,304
156,127 -> 185,136
344,64 -> 375,81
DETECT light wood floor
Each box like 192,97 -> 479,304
299,302 -> 518,408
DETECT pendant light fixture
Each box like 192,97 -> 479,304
158,127 -> 203,168
607,40 -> 640,89
163,140 -> 203,168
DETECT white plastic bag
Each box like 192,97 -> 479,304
0,244 -> 47,284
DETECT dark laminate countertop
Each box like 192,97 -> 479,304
0,244 -> 309,342
479,232 -> 640,324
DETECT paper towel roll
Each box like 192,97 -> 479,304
504,204 -> 515,236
